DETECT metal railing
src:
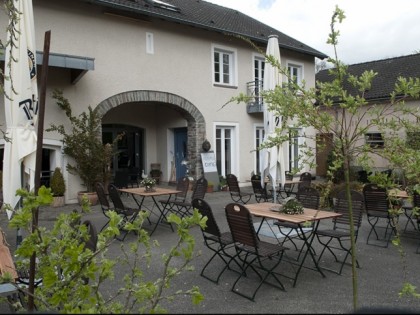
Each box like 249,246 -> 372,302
246,80 -> 264,113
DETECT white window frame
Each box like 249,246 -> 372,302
212,44 -> 237,87
254,124 -> 264,175
213,122 -> 239,177
289,127 -> 303,171
286,60 -> 304,87
253,53 -> 265,83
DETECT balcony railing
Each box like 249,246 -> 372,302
246,80 -> 264,113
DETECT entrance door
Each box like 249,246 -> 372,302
174,128 -> 187,181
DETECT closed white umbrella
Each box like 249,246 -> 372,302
3,0 -> 38,219
260,35 -> 286,203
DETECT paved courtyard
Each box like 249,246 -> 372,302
1,184 -> 420,314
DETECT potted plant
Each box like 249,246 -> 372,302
140,177 -> 157,192
219,175 -> 228,191
207,181 -> 214,193
50,167 -> 66,207
47,89 -> 121,206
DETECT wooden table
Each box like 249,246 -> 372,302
388,189 -> 417,233
246,202 -> 342,287
119,187 -> 181,236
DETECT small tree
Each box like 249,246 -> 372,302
228,6 -> 420,311
47,90 -> 122,193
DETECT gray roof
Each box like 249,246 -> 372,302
316,53 -> 420,102
81,0 -> 328,59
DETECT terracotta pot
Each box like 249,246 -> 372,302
77,191 -> 98,206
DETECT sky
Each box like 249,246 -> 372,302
205,0 -> 420,65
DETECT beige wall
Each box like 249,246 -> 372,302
0,0 -> 317,203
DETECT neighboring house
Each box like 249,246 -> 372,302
315,53 -> 420,176
0,0 -> 327,204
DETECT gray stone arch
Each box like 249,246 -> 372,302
96,90 -> 207,178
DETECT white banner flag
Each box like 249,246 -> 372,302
3,0 -> 38,218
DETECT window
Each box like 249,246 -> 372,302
215,125 -> 237,176
287,62 -> 303,87
212,45 -> 237,86
289,128 -> 302,171
365,132 -> 384,148
255,126 -> 264,175
146,32 -> 154,54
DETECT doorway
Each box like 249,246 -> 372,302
316,133 -> 333,177
174,127 -> 187,181
102,124 -> 144,175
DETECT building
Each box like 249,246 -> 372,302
0,0 -> 327,204
315,53 -> 420,175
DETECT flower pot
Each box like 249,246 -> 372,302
77,191 -> 98,206
207,186 -> 214,193
52,196 -> 65,207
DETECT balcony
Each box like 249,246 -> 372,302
246,80 -> 264,114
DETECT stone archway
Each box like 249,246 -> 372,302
96,90 -> 207,178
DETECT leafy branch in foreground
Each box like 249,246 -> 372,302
3,187 -> 205,313
225,5 -> 420,312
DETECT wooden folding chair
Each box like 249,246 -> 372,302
226,174 -> 252,204
225,203 -> 288,301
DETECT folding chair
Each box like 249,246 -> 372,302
278,171 -> 295,199
274,186 -> 320,260
315,190 -> 364,275
96,182 -> 113,232
107,184 -> 142,241
251,174 -> 273,203
225,203 -> 288,301
170,177 -> 208,218
159,176 -> 190,213
363,183 -> 399,248
226,174 -> 253,204
192,198 -> 241,284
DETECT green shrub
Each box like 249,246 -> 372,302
50,167 -> 66,197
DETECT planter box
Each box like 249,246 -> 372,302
52,196 -> 65,207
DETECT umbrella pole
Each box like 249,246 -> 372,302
28,30 -> 50,312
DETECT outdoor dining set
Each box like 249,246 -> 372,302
93,170 -> 420,302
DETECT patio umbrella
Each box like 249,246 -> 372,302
260,35 -> 286,203
3,0 -> 39,219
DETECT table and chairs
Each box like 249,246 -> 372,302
363,183 -> 400,248
118,186 -> 182,236
245,201 -> 342,288
315,190 -> 365,275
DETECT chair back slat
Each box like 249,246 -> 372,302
225,203 -> 259,248
192,177 -> 208,200
175,176 -> 190,201
95,182 -> 110,210
333,190 -> 364,231
363,183 -> 389,213
108,184 -> 126,213
251,174 -> 264,194
192,198 -> 221,237
296,186 -> 320,210
226,174 -> 241,194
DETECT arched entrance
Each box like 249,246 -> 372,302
96,90 -> 206,180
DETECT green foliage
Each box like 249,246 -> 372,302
8,188 -> 206,313
227,5 -> 420,311
279,198 -> 304,215
46,90 -> 122,192
50,167 -> 66,196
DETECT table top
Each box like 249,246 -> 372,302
245,202 -> 342,224
388,189 -> 410,199
119,187 -> 182,197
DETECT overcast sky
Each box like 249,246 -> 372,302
206,0 -> 420,65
